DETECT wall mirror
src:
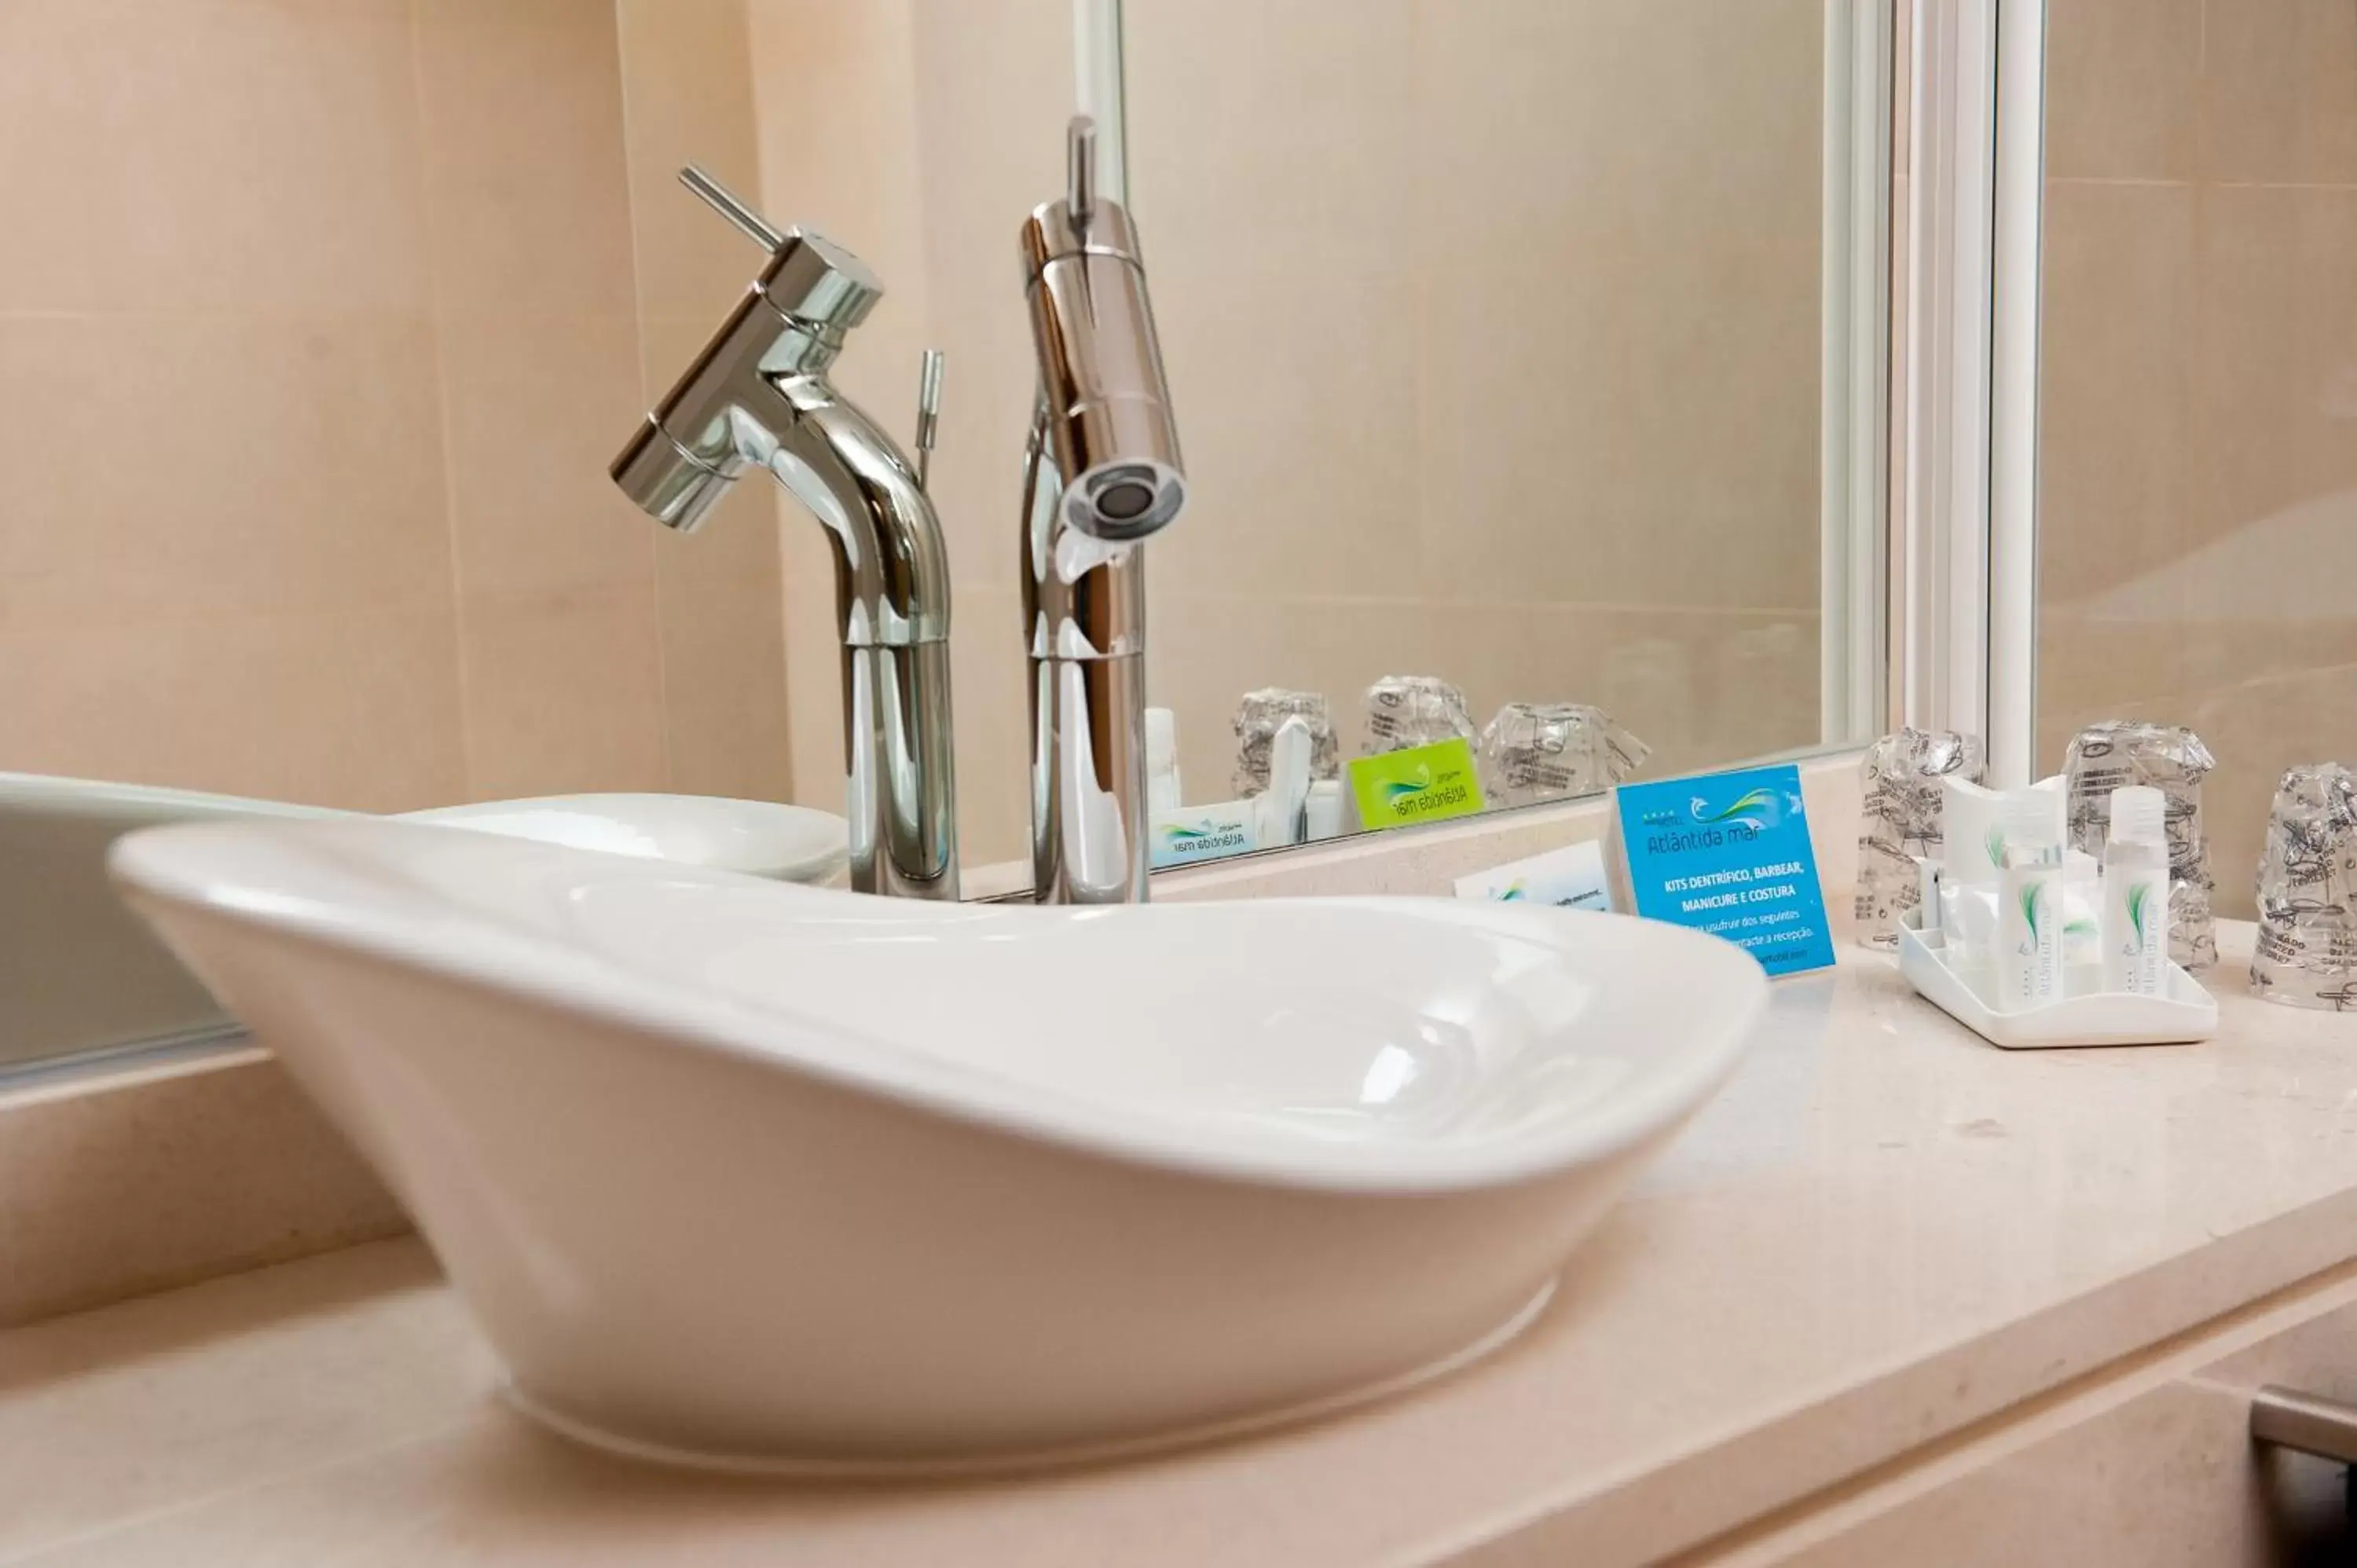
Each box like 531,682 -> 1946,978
1121,0 -> 1890,862
0,0 -> 1891,1072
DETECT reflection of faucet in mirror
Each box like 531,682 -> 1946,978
615,115 -> 1181,906
609,169 -> 958,901
1020,115 -> 1187,903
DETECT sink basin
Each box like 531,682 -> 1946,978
110,819 -> 1767,1474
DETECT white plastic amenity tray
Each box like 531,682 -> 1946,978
1898,907 -> 2219,1050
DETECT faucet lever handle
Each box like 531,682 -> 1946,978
913,349 -> 945,489
680,165 -> 786,253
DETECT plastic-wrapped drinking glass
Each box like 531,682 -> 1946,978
1854,727 -> 1985,950
1361,676 -> 1475,756
2251,763 -> 2357,1011
2063,721 -> 2218,969
1477,703 -> 1650,809
1230,688 -> 1339,799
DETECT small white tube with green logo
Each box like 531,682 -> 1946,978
2101,786 -> 2169,996
1996,791 -> 2064,1011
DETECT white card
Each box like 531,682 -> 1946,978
1452,838 -> 1613,910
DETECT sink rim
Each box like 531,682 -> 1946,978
111,818 -> 1769,1197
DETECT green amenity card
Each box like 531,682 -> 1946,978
1347,738 -> 1487,831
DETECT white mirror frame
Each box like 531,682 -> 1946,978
1893,0 -> 2047,786
1073,0 -> 1126,200
1822,0 -> 1897,749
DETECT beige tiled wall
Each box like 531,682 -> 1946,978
0,0 -> 793,814
2039,0 -> 2357,917
617,0 -> 798,803
1124,0 -> 1827,802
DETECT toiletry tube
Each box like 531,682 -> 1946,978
1996,793 -> 2064,1010
1915,855 -> 1943,936
2102,786 -> 2168,995
1146,706 -> 1182,814
1938,879 -> 1996,966
2062,851 -> 2102,969
1257,716 -> 1314,849
1303,779 -> 1350,841
1951,844 -> 2096,969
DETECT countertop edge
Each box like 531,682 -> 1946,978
1446,1173 -> 2357,1563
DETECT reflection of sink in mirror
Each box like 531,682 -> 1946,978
398,795 -> 847,886
0,774 -> 849,1077
112,817 -> 1767,1475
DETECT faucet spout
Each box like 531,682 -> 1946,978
610,218 -> 959,899
763,390 -> 958,897
764,386 -> 952,648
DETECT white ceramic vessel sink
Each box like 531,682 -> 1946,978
111,819 -> 1766,1473
400,793 -> 846,885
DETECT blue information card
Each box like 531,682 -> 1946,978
1614,764 -> 1835,977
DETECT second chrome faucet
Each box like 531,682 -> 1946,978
1020,116 -> 1186,903
610,117 -> 1183,906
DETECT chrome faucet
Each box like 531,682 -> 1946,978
610,170 -> 959,901
1019,117 -> 1186,903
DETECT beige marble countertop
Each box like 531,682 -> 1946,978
7,923 -> 2357,1566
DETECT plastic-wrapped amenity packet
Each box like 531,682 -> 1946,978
1361,676 -> 1476,756
2251,763 -> 2357,1011
1854,727 -> 1985,950
1478,703 -> 1650,809
1231,688 -> 1340,799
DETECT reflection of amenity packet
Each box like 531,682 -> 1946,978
1230,688 -> 1339,799
2251,763 -> 2357,1011
1854,728 -> 1985,950
1477,703 -> 1650,809
2064,721 -> 2217,969
1361,676 -> 1476,755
